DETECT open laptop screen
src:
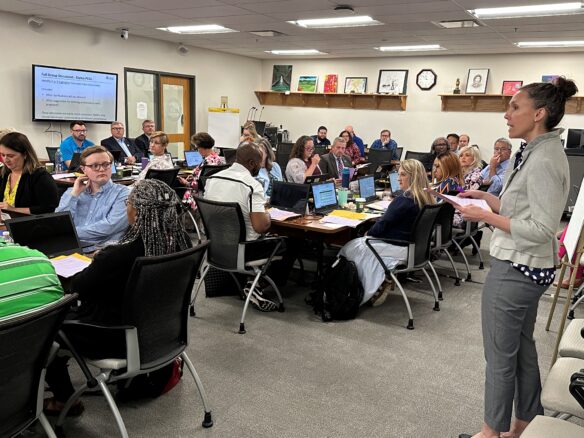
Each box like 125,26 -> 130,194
388,171 -> 400,193
358,175 -> 375,199
270,182 -> 310,214
184,150 -> 203,167
312,181 -> 337,210
5,212 -> 82,258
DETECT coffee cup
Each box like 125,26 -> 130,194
45,162 -> 54,173
355,197 -> 365,212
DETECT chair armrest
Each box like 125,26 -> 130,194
240,236 -> 287,274
240,235 -> 287,246
364,237 -> 410,275
365,237 -> 410,246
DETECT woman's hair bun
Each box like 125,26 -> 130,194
554,77 -> 578,99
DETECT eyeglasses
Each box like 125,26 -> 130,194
83,162 -> 112,171
112,127 -> 124,131
493,147 -> 510,152
72,129 -> 87,133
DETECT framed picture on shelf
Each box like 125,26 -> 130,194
465,68 -> 489,94
501,80 -> 523,95
542,75 -> 560,83
297,75 -> 318,92
324,74 -> 338,93
377,69 -> 408,94
271,65 -> 292,92
344,77 -> 367,94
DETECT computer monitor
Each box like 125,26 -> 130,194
358,175 -> 376,201
312,181 -> 338,213
5,212 -> 82,258
566,129 -> 584,148
367,149 -> 393,174
184,150 -> 203,167
270,181 -> 310,214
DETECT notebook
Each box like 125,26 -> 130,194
269,181 -> 310,215
312,181 -> 338,214
184,150 -> 204,168
5,212 -> 83,258
358,175 -> 377,202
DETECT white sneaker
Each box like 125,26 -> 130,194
243,282 -> 278,312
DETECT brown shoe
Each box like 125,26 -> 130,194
43,397 -> 85,417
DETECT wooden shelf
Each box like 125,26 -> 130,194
255,91 -> 407,111
440,94 -> 584,114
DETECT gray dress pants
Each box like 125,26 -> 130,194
482,258 -> 546,432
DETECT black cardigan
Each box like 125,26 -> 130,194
0,167 -> 59,214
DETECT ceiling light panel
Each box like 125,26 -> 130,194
376,44 -> 444,52
516,40 -> 584,47
288,16 -> 382,29
266,49 -> 326,55
470,2 -> 583,19
157,25 -> 237,34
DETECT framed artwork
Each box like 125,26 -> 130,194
377,69 -> 409,94
542,75 -> 560,83
297,75 -> 318,92
344,77 -> 367,94
465,68 -> 489,94
501,80 -> 523,95
271,65 -> 292,92
324,74 -> 338,93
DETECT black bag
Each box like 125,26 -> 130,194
312,256 -> 364,321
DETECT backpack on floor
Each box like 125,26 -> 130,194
312,256 -> 364,321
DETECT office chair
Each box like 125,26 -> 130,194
314,145 -> 328,156
223,148 -> 237,165
191,197 -> 286,334
365,204 -> 443,329
55,244 -> 212,438
395,146 -> 404,160
452,220 -> 485,277
430,203 -> 462,288
145,166 -> 180,188
46,146 -> 59,163
558,320 -> 584,360
197,164 -> 231,194
0,294 -> 77,438
541,357 -> 584,422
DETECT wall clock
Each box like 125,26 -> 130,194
416,69 -> 437,91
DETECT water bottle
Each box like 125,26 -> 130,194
55,148 -> 64,173
341,168 -> 350,189
1,231 -> 13,244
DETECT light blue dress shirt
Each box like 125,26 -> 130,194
116,137 -> 132,158
480,159 -> 510,196
56,180 -> 130,246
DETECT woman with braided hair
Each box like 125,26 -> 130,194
44,179 -> 192,416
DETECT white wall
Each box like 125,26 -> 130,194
260,53 -> 584,154
0,11 -> 262,158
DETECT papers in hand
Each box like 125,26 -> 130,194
50,253 -> 92,278
425,188 -> 492,212
268,208 -> 301,221
52,173 -> 76,180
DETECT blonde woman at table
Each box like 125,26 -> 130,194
339,159 -> 434,306
135,131 -> 174,182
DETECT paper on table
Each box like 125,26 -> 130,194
50,253 -> 92,278
321,215 -> 364,228
52,173 -> 76,180
356,163 -> 371,169
367,200 -> 391,211
328,210 -> 368,220
268,208 -> 301,221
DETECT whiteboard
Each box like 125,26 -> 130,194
564,175 -> 584,261
208,110 -> 240,149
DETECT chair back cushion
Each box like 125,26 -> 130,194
195,197 -> 246,269
122,243 -> 208,370
145,166 -> 180,187
411,204 -> 442,266
435,203 -> 455,246
0,295 -> 75,437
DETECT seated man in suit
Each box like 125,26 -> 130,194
56,146 -> 129,248
319,137 -> 352,179
101,121 -> 142,164
134,119 -> 155,157
370,129 -> 399,160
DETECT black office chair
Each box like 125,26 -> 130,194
0,294 -> 77,438
367,149 -> 394,178
452,220 -> 485,277
55,244 -> 212,437
191,197 -> 286,334
223,149 -> 237,165
314,145 -> 328,156
365,204 -> 442,330
145,166 -> 180,188
404,151 -> 429,162
46,147 -> 59,163
396,147 -> 404,160
197,164 -> 231,194
430,203 -> 462,288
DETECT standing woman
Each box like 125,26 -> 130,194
0,132 -> 59,214
285,135 -> 321,183
136,131 -> 174,182
458,77 -> 577,438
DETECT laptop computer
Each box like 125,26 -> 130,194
388,171 -> 401,194
304,173 -> 330,184
269,181 -> 310,215
358,175 -> 377,202
68,152 -> 82,172
110,150 -> 123,164
5,212 -> 83,258
312,181 -> 338,215
184,150 -> 203,168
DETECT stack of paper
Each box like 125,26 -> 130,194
268,208 -> 301,221
321,210 -> 369,228
367,200 -> 391,211
52,173 -> 76,180
50,253 -> 92,278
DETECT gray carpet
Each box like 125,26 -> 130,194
38,241 -> 582,438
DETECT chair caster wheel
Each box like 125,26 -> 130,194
438,291 -> 443,301
202,412 -> 213,428
433,302 -> 440,311
189,306 -> 196,317
568,310 -> 575,320
455,279 -> 461,286
479,262 -> 484,270
278,303 -> 285,312
466,274 -> 472,281
407,319 -> 414,330
238,323 -> 246,334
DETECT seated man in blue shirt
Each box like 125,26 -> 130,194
101,121 -> 142,165
59,121 -> 95,169
370,129 -> 399,160
480,137 -> 512,196
56,146 -> 129,247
